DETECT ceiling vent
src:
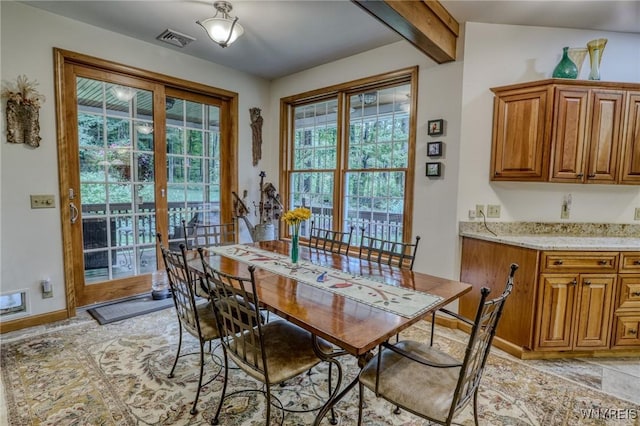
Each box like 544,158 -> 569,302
156,29 -> 196,48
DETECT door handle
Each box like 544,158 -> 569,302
70,202 -> 79,224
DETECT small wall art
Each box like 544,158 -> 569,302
1,75 -> 45,148
426,162 -> 442,177
427,141 -> 443,157
427,119 -> 444,136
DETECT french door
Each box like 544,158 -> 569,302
57,50 -> 236,308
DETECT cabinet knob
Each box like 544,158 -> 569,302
630,329 -> 638,335
633,260 -> 640,265
598,260 -> 608,265
632,291 -> 640,297
494,171 -> 501,176
576,173 -> 584,178
587,173 -> 596,178
554,260 -> 564,265
570,279 -> 577,286
583,280 -> 591,286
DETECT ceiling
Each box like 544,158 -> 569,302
22,1 -> 640,81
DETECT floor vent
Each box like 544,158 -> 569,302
156,29 -> 196,48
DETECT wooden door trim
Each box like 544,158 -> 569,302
54,48 -> 239,311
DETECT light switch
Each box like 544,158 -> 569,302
30,195 -> 56,209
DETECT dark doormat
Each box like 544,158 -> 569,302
87,295 -> 174,325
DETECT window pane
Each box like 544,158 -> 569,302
290,171 -> 334,237
344,171 -> 405,242
287,79 -> 412,242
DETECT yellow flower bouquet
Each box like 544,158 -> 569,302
281,207 -> 311,263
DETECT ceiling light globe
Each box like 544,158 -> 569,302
198,17 -> 244,46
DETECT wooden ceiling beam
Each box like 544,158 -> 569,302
353,0 -> 459,63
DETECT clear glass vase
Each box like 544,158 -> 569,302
567,47 -> 588,77
587,38 -> 607,80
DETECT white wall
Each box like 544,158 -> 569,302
270,42 -> 465,280
457,22 -> 640,224
3,4 -> 640,323
0,1 -> 270,318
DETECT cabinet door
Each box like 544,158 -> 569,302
491,88 -> 551,181
585,90 -> 624,183
550,88 -> 589,182
573,274 -> 616,349
620,92 -> 640,184
536,274 -> 577,350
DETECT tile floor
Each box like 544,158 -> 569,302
526,356 -> 640,405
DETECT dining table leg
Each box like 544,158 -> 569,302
312,337 -> 375,426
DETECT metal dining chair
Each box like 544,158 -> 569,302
158,238 -> 223,415
191,219 -> 237,249
180,216 -> 199,249
358,227 -> 421,270
357,263 -> 518,426
308,220 -> 354,255
198,248 -> 342,425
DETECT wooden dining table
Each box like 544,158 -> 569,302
188,239 -> 472,425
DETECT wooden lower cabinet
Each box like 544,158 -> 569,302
536,273 -> 615,351
535,274 -> 577,349
460,237 -> 640,358
612,272 -> 640,348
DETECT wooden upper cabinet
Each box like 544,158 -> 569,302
491,79 -> 640,185
585,90 -> 624,183
550,88 -> 624,183
490,85 -> 551,181
550,88 -> 589,181
620,92 -> 640,184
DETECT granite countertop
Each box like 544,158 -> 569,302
459,222 -> 640,251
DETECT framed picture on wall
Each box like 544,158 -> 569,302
427,119 -> 444,136
427,141 -> 443,157
426,162 -> 442,177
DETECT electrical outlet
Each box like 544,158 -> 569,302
468,209 -> 476,219
487,204 -> 501,218
635,208 -> 640,221
475,204 -> 485,218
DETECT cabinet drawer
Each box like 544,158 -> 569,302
541,252 -> 617,272
612,315 -> 640,348
620,252 -> 640,272
617,275 -> 640,311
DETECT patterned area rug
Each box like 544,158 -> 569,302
1,308 -> 639,426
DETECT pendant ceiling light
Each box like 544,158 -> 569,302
197,1 -> 244,48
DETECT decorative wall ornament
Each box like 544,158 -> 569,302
1,75 -> 45,148
249,107 -> 263,166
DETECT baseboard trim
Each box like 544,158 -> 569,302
0,309 -> 70,334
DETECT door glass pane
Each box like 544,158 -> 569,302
77,78 -> 157,283
166,97 -> 222,249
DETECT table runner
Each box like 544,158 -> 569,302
209,244 -> 443,319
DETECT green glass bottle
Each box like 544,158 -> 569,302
552,46 -> 578,79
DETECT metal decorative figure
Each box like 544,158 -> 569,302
249,107 -> 263,166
